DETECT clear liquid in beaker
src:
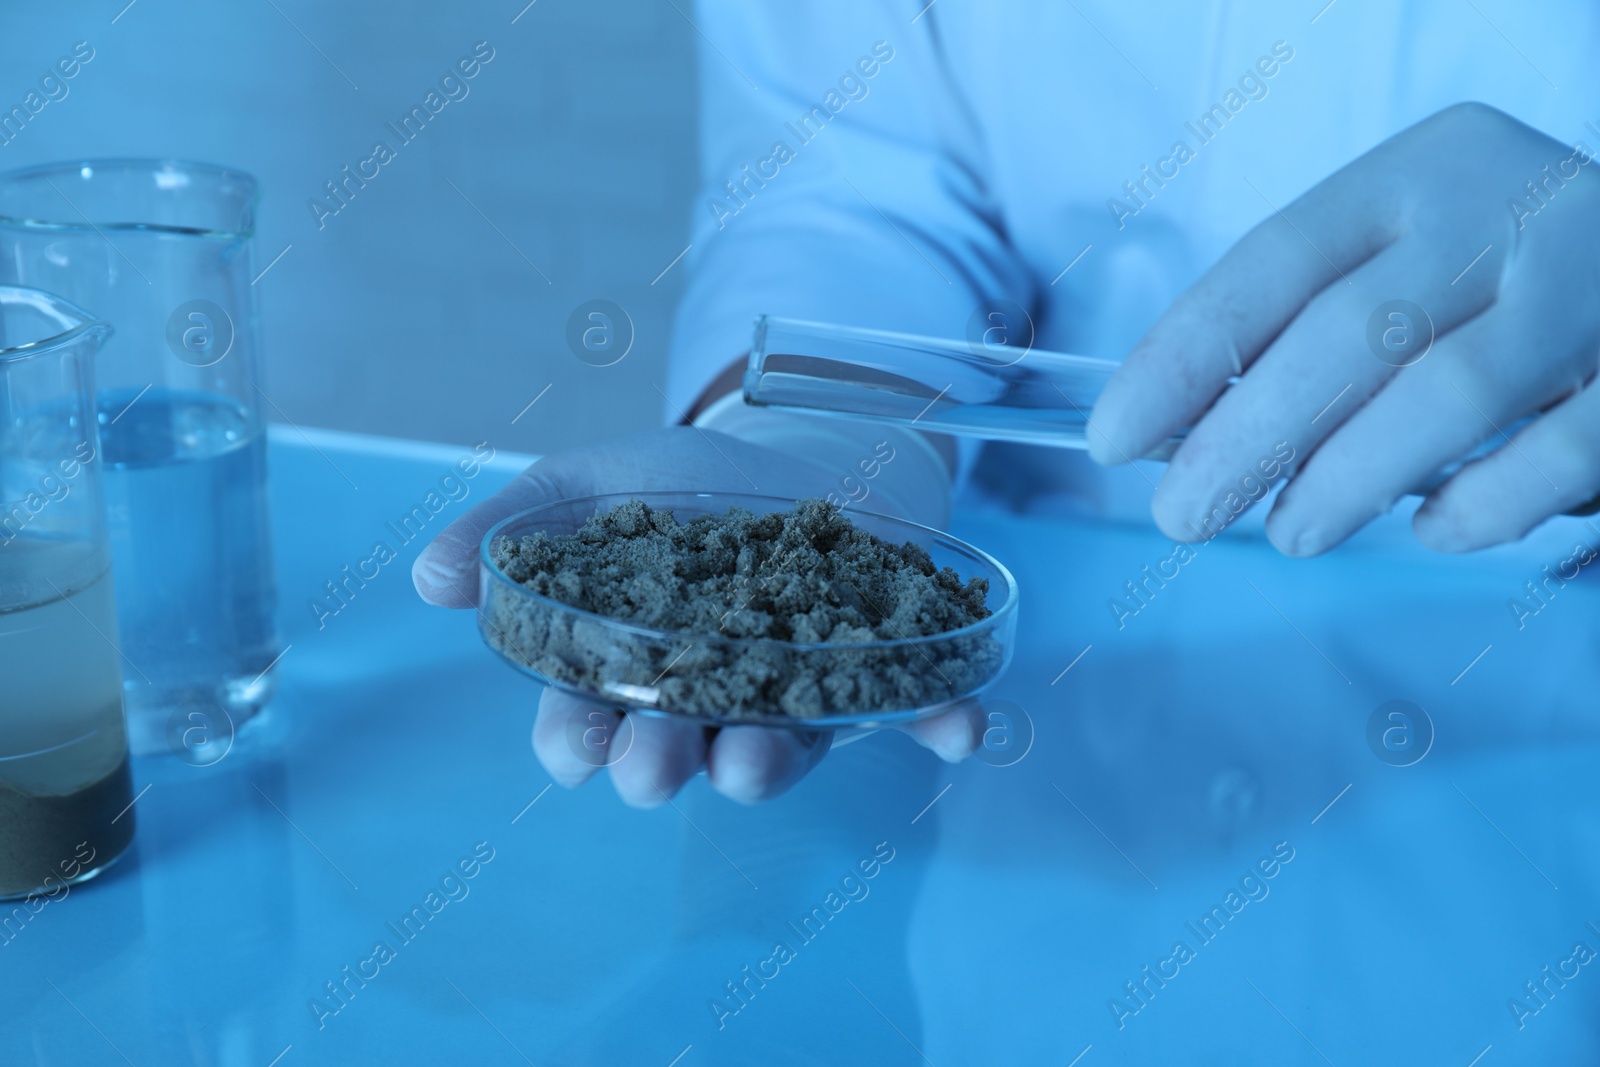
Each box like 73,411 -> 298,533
99,386 -> 279,752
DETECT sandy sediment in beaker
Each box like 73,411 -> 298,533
0,753 -> 135,898
0,558 -> 137,897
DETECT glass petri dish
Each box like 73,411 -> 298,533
477,492 -> 1018,729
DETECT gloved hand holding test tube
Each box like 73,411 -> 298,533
742,315 -> 1565,508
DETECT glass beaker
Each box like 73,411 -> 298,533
0,160 -> 280,756
0,284 -> 134,899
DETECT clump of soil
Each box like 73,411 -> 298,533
484,498 -> 1004,721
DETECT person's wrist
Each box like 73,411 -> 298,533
683,357 -> 746,424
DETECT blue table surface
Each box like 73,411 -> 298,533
7,427 -> 1600,1066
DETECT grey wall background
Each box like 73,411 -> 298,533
0,0 -> 697,454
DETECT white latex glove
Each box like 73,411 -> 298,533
1091,102 -> 1600,555
412,425 -> 985,807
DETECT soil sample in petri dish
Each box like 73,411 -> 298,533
0,538 -> 135,899
486,497 -> 1005,721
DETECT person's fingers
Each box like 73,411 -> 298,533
1266,286 -> 1594,555
897,699 -> 985,762
1089,136 -> 1412,466
1414,376 -> 1600,552
707,726 -> 831,804
1144,239 -> 1494,543
607,714 -> 709,809
412,459 -> 594,608
1089,104 -> 1554,470
533,689 -> 621,790
412,426 -> 829,608
412,428 -> 701,608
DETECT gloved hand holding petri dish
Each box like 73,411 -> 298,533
414,420 -> 1000,806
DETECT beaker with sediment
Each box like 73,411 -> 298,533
0,284 -> 133,899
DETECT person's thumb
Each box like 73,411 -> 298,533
411,425 -> 747,608
412,460 -> 584,608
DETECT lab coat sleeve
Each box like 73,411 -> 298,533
664,0 -> 1036,420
